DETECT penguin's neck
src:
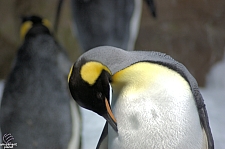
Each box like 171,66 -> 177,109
112,62 -> 167,96
110,62 -> 175,123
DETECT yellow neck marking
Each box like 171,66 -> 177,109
112,62 -> 176,91
81,61 -> 111,85
20,21 -> 33,40
20,19 -> 51,41
42,19 -> 51,30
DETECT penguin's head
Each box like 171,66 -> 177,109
20,15 -> 51,40
68,58 -> 118,132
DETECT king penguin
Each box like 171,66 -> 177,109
0,16 -> 81,149
68,46 -> 214,149
71,0 -> 156,51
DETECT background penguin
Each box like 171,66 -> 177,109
68,46 -> 214,149
70,0 -> 156,51
0,16 -> 81,149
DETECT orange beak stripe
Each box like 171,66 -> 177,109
105,98 -> 117,123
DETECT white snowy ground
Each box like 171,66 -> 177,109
0,55 -> 224,149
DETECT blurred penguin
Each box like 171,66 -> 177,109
0,16 -> 81,149
70,0 -> 156,51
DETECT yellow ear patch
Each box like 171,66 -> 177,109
81,61 -> 111,85
68,65 -> 74,82
42,19 -> 51,30
20,21 -> 33,40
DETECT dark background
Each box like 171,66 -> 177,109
0,0 -> 225,86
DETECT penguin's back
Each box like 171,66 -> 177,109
0,34 -> 72,149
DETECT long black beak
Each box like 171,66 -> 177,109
103,98 -> 118,132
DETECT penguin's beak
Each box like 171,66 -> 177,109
103,98 -> 118,132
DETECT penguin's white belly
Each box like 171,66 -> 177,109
109,63 -> 206,149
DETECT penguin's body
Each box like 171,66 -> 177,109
68,46 -> 214,149
71,0 -> 156,51
0,16 -> 81,149
109,62 -> 207,148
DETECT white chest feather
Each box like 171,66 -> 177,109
109,63 -> 207,149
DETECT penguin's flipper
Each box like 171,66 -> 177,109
190,87 -> 213,149
145,0 -> 157,18
96,122 -> 108,149
198,105 -> 214,149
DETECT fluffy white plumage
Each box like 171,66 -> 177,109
109,62 -> 207,149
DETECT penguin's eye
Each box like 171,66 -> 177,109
96,92 -> 103,99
